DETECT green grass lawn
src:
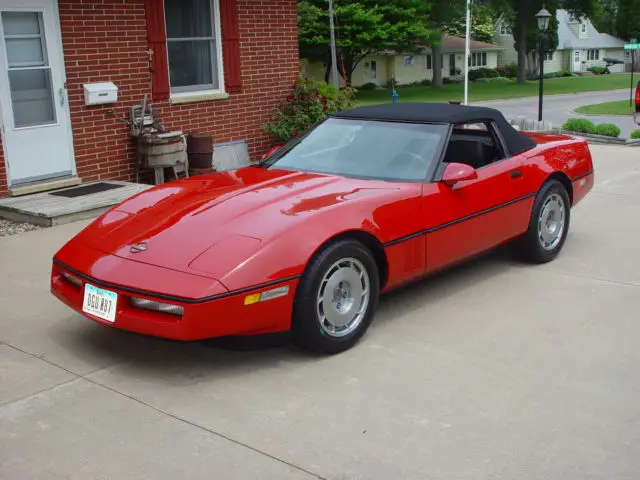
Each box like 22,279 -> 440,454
573,99 -> 634,115
355,73 -> 633,106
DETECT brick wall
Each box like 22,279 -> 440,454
0,0 -> 299,197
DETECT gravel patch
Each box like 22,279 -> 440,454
0,218 -> 45,237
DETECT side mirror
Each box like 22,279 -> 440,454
262,144 -> 283,160
441,162 -> 478,186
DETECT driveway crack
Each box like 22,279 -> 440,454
1,341 -> 326,480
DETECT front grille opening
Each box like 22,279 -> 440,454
129,297 -> 184,317
61,271 -> 82,289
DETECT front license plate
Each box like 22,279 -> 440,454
82,283 -> 118,323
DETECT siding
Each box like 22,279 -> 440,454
493,21 -> 518,67
0,0 -> 300,197
542,51 -> 564,73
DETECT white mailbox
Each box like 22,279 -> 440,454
83,82 -> 118,105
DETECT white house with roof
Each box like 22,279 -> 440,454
300,35 -> 503,87
494,9 -> 632,74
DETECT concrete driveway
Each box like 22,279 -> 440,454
475,88 -> 639,137
2,144 -> 640,480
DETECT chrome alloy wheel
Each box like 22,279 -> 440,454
538,193 -> 566,251
316,257 -> 370,338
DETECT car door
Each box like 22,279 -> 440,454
422,122 -> 532,274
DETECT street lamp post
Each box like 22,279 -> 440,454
536,7 -> 552,122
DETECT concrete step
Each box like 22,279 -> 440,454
0,180 -> 153,227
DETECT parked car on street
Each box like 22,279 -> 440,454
51,103 -> 595,354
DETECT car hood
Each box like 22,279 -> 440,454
73,166 -> 398,278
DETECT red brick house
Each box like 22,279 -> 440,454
0,0 -> 299,198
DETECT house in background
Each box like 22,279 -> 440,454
300,35 -> 503,88
494,9 -> 631,74
0,0 -> 299,199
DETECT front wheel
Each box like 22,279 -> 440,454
292,239 -> 379,354
511,179 -> 571,263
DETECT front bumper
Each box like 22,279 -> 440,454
51,259 -> 299,341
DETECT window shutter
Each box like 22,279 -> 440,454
144,0 -> 170,100
220,0 -> 242,93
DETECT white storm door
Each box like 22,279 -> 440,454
0,0 -> 74,187
573,50 -> 581,72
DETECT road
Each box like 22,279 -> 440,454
2,144 -> 640,479
475,88 -> 638,138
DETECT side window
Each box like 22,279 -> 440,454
443,122 -> 506,170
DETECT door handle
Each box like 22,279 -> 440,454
510,170 -> 522,178
59,87 -> 65,106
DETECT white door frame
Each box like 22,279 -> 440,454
0,0 -> 76,189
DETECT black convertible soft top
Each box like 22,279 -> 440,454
330,102 -> 537,156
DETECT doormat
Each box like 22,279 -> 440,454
49,182 -> 126,198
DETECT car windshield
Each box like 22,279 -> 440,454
260,117 -> 448,182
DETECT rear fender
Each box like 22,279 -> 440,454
520,135 -> 594,206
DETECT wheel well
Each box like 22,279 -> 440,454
548,171 -> 573,205
317,230 -> 389,289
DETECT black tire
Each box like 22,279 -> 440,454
291,238 -> 380,354
511,179 -> 571,264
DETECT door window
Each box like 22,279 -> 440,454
442,121 -> 506,170
1,11 -> 56,128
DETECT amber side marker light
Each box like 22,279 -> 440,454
244,286 -> 290,306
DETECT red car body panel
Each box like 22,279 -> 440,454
50,125 -> 593,341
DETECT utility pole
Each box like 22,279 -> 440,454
464,0 -> 471,104
328,0 -> 340,89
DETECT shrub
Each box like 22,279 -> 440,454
505,62 -> 518,78
631,129 -> 640,139
543,71 -> 573,79
587,66 -> 606,75
475,77 -> 514,83
262,76 -> 357,144
420,78 -> 432,86
468,67 -> 500,81
495,66 -> 507,77
594,123 -> 621,137
359,82 -> 377,91
562,118 -> 596,133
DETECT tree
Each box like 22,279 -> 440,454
442,2 -> 500,43
590,0 -> 640,40
495,0 -> 597,82
590,0 -> 618,36
615,0 -> 640,40
423,0 -> 467,88
298,0 -> 440,86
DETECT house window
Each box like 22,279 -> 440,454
468,52 -> 487,67
544,51 -> 554,61
587,49 -> 599,60
425,55 -> 444,70
580,23 -> 587,34
164,0 -> 224,94
404,55 -> 415,66
500,24 -> 512,36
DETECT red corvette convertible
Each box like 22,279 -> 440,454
51,103 -> 594,353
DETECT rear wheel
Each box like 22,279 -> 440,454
292,239 -> 379,354
511,179 -> 571,263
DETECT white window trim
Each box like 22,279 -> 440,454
544,51 -> 554,61
163,0 -> 227,103
469,52 -> 487,67
425,54 -> 432,70
500,24 -> 512,36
